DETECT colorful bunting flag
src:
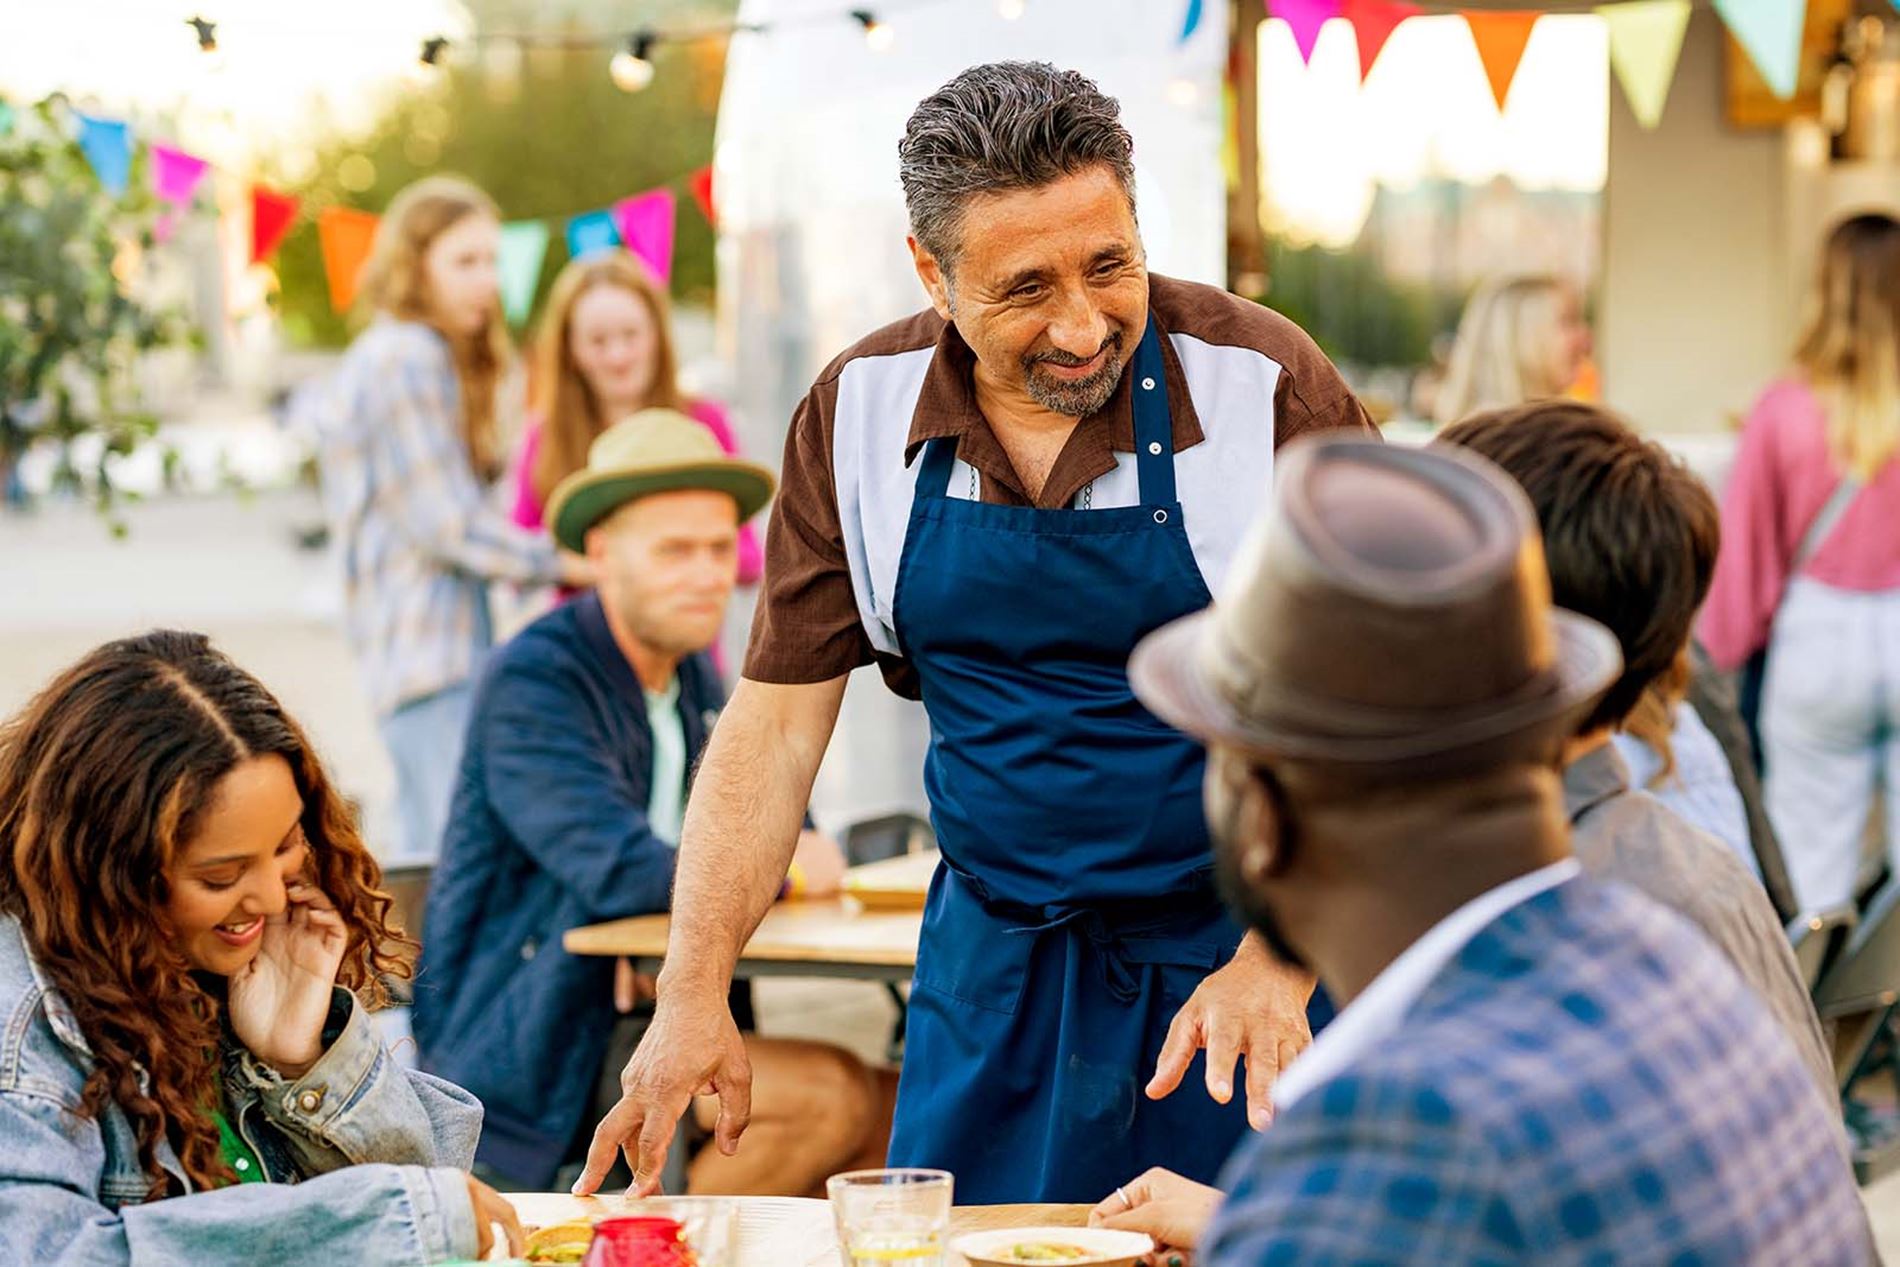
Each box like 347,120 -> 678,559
250,185 -> 300,264
151,144 -> 209,208
498,220 -> 551,325
1343,0 -> 1420,82
76,113 -> 131,197
1463,11 -> 1542,111
1179,0 -> 1205,43
612,189 -> 677,284
566,209 -> 619,260
1599,0 -> 1692,128
1712,0 -> 1806,99
688,166 -> 717,228
317,206 -> 380,313
1272,0 -> 1341,64
0,101 -> 14,138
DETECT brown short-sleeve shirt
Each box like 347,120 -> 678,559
745,273 -> 1376,696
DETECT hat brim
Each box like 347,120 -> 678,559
546,460 -> 777,554
1129,605 -> 1622,767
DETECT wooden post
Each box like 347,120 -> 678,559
1227,0 -> 1268,297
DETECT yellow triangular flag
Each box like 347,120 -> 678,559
1599,0 -> 1692,128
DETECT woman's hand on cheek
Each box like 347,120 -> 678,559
227,881 -> 348,1077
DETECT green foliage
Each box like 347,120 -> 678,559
272,17 -> 728,349
0,98 -> 188,516
1253,236 -> 1463,371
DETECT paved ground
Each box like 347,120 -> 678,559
2,485 -> 1895,1240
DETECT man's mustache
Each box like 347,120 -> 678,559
1025,331 -> 1123,369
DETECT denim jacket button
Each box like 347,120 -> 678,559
297,1089 -> 324,1114
520,938 -> 539,961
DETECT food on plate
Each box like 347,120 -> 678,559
1001,1244 -> 1091,1263
523,1218 -> 597,1263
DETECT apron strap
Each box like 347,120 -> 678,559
916,435 -> 960,502
1130,318 -> 1176,509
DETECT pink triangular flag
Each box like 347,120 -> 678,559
1343,0 -> 1421,81
611,188 -> 677,285
151,143 -> 210,209
1273,0 -> 1342,63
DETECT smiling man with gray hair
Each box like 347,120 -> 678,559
575,60 -> 1375,1204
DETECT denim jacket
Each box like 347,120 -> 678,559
0,915 -> 484,1265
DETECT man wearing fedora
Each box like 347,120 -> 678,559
1099,436 -> 1870,1262
578,61 -> 1372,1206
413,411 -> 886,1195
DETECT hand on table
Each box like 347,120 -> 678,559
573,991 -> 752,1197
466,1174 -> 525,1259
789,828 -> 846,898
1146,933 -> 1314,1129
226,880 -> 346,1078
1090,1167 -> 1221,1264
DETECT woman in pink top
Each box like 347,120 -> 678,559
1702,213 -> 1900,911
513,250 -> 764,584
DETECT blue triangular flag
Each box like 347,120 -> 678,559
1712,0 -> 1806,99
565,209 -> 619,260
1180,0 -> 1205,42
76,112 -> 131,196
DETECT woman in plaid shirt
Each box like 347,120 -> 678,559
311,177 -> 589,862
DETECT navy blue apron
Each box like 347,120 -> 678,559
885,318 -> 1309,1203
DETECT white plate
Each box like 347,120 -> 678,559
951,1226 -> 1154,1267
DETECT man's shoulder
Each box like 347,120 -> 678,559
475,602 -> 598,701
1574,789 -> 1781,935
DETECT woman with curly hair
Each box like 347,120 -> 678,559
0,630 -> 523,1264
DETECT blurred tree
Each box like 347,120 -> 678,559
0,98 -> 188,526
272,0 -> 734,349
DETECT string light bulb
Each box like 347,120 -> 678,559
997,0 -> 1027,18
413,35 -> 450,81
609,30 -> 658,92
186,16 -> 217,53
851,9 -> 894,52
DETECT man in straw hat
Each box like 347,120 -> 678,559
416,411 -> 889,1195
1097,435 -> 1869,1263
579,60 -> 1372,1207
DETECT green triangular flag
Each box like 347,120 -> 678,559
1712,0 -> 1807,100
498,220 -> 551,326
0,101 -> 14,138
1599,0 -> 1692,128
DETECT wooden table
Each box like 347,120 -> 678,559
842,849 -> 940,911
563,896 -> 922,982
503,1193 -> 1089,1265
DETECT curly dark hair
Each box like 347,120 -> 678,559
0,630 -> 414,1196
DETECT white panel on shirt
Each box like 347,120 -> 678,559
830,333 -> 1283,657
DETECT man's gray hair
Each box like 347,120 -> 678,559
898,61 -> 1136,274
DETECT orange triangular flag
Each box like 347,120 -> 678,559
1463,11 -> 1541,111
318,207 -> 381,313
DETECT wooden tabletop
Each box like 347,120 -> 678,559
842,849 -> 940,911
502,1193 -> 1089,1265
562,896 -> 922,980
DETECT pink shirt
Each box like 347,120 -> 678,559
1700,377 -> 1900,669
510,397 -> 765,584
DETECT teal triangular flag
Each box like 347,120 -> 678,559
1712,0 -> 1806,99
0,101 -> 14,138
498,221 -> 551,325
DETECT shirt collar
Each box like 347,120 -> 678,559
1271,858 -> 1582,1114
903,296 -> 1206,505
1563,740 -> 1634,824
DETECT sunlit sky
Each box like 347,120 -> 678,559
1259,14 -> 1609,247
4,2 -> 1609,248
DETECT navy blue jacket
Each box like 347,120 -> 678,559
412,593 -> 726,1186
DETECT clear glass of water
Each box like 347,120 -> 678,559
634,1196 -> 739,1267
826,1168 -> 954,1267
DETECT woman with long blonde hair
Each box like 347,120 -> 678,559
310,176 -> 587,862
510,250 -> 762,584
1703,212 -> 1900,910
1431,275 -> 1593,426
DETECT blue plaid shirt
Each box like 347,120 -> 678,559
310,320 -> 558,716
1204,877 -> 1871,1265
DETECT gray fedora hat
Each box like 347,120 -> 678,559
1130,434 -> 1622,771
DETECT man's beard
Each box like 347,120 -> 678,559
1022,333 -> 1125,418
1208,773 -> 1311,973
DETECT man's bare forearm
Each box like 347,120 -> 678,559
657,675 -> 847,1002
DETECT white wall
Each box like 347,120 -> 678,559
1599,10 -> 1786,438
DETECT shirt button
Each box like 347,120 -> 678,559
1147,441 -> 1164,455
297,1089 -> 324,1114
234,1158 -> 250,1172
1141,376 -> 1157,391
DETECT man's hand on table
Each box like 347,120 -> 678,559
573,988 -> 752,1198
1146,932 -> 1314,1129
1090,1167 -> 1221,1265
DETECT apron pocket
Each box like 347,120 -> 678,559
910,869 -> 1032,1017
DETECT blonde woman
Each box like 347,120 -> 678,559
510,251 -> 762,585
312,176 -> 588,862
1704,212 -> 1900,911
1431,275 -> 1592,426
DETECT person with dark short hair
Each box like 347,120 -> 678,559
1438,402 -> 1833,1100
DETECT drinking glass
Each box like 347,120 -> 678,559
826,1168 -> 953,1267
